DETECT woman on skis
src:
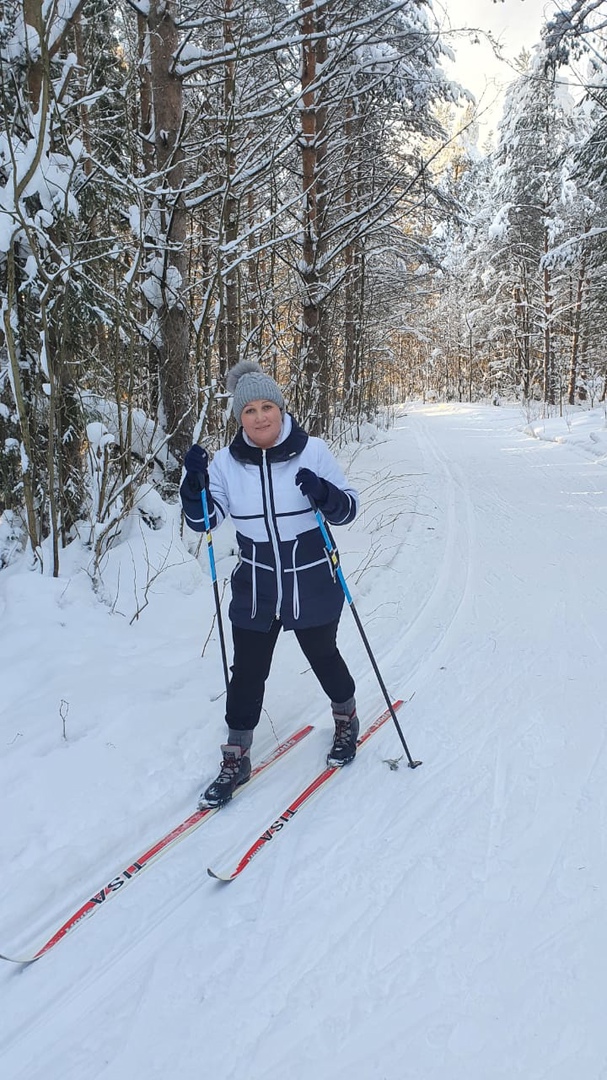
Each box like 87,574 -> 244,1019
180,360 -> 360,808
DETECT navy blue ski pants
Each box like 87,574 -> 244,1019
225,619 -> 356,731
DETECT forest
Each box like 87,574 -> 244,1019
1,0 -> 606,574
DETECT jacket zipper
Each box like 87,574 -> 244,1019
261,449 -> 283,617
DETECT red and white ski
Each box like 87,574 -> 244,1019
207,701 -> 403,883
0,724 -> 312,965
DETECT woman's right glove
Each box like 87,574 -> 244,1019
184,444 -> 210,493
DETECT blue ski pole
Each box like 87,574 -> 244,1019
309,498 -> 421,768
201,487 -> 230,694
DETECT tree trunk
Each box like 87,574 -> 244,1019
136,11 -> 159,417
3,248 -> 41,563
567,244 -> 588,406
219,0 -> 240,373
298,0 -> 329,433
23,0 -> 44,111
147,0 -> 193,468
513,279 -> 531,400
343,99 -> 362,418
542,228 -> 555,405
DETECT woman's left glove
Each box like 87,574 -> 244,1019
295,467 -> 328,506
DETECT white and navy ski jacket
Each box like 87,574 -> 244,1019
180,415 -> 358,631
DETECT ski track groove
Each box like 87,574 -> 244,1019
389,415 -> 474,665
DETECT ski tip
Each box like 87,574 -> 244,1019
0,952 -> 37,966
207,867 -> 233,883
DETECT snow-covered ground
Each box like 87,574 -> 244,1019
1,401 -> 606,1080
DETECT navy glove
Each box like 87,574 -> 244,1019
184,444 -> 210,494
184,444 -> 209,473
295,467 -> 328,506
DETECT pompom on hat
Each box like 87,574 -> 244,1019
226,360 -> 285,425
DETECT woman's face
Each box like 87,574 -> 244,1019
241,399 -> 283,448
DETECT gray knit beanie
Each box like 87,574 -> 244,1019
226,360 -> 285,425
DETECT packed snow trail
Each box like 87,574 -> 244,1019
1,404 -> 606,1080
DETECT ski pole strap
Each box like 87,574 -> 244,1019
310,505 -> 354,605
201,488 -> 218,584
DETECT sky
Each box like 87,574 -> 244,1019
1,401 -> 607,1079
438,0 -> 559,133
